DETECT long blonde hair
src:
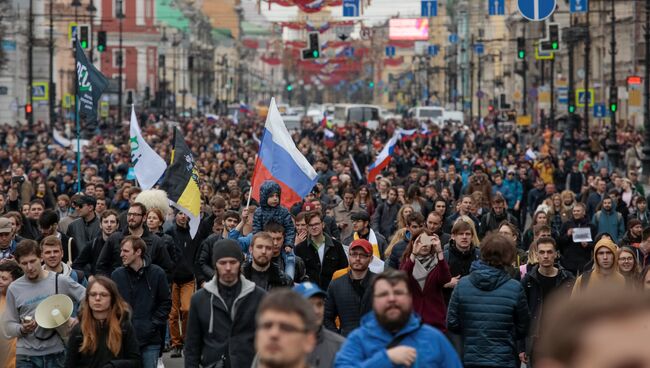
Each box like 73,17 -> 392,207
79,277 -> 131,356
396,204 -> 414,230
385,228 -> 408,259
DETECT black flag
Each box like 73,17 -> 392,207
75,38 -> 108,135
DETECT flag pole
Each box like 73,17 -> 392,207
247,127 -> 266,208
74,39 -> 81,194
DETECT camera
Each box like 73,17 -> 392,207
11,176 -> 24,185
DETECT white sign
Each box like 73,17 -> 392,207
572,227 -> 592,243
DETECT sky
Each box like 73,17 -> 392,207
257,0 -> 422,25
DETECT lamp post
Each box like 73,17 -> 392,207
159,27 -> 168,117
117,0 -> 124,122
606,0 -> 620,168
87,1 -> 96,63
643,0 -> 650,180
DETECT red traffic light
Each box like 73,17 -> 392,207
627,76 -> 642,85
488,105 -> 495,112
24,104 -> 32,114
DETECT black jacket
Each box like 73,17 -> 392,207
558,218 -> 596,275
66,215 -> 101,253
387,238 -> 408,270
165,223 -> 201,283
295,234 -> 348,290
196,233 -> 223,286
273,253 -> 309,283
480,210 -> 518,238
324,271 -> 375,337
65,318 -> 142,368
71,235 -> 107,276
241,260 -> 292,291
111,262 -> 171,347
184,276 -> 266,368
371,200 -> 400,239
96,227 -> 174,277
443,242 -> 481,303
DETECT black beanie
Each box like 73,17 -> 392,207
212,239 -> 244,265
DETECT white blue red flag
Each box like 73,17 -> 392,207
367,134 -> 400,183
239,102 -> 252,113
251,98 -> 319,207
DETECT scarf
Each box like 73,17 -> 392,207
353,229 -> 385,273
413,255 -> 438,290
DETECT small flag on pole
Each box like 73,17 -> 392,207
129,105 -> 167,189
75,38 -> 108,129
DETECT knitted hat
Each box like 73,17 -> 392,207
211,239 -> 244,265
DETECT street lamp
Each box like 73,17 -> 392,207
159,27 -> 168,116
606,0 -> 620,168
71,0 -> 81,22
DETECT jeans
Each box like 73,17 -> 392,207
16,352 -> 65,368
141,344 -> 161,368
284,250 -> 296,280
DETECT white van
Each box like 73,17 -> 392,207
441,110 -> 465,126
407,106 -> 445,126
333,104 -> 381,130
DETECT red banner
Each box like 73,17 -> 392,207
260,55 -> 282,66
384,56 -> 404,67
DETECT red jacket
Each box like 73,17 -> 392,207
400,258 -> 452,331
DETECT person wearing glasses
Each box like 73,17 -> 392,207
323,239 -> 375,337
95,203 -> 173,277
295,212 -> 348,291
184,239 -> 266,368
335,269 -> 462,368
66,195 -> 100,255
65,276 -> 141,368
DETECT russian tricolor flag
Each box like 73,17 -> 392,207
239,102 -> 252,113
367,134 -> 400,183
251,98 -> 319,207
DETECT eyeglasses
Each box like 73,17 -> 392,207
127,212 -> 143,217
88,292 -> 110,299
308,222 -> 322,228
349,252 -> 370,259
620,257 -> 635,263
258,320 -> 307,334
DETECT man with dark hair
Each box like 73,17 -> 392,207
324,239 -> 375,336
196,214 -> 225,286
242,232 -> 292,290
371,187 -> 400,239
559,202 -> 596,276
447,233 -> 529,368
3,240 -> 85,368
535,288 -> 650,368
333,188 -> 361,240
295,212 -> 348,290
72,209 -> 119,277
38,209 -> 76,263
196,195 -> 227,242
387,212 -> 425,270
96,202 -> 173,277
426,211 -> 451,246
253,289 -> 318,368
112,236 -> 171,368
443,195 -> 480,234
343,210 -> 388,259
66,195 -> 100,254
335,270 -> 462,367
480,194 -> 518,237
264,221 -> 308,283
520,237 -> 575,365
184,239 -> 266,368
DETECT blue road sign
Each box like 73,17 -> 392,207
474,43 -> 484,55
518,0 -> 556,21
557,87 -> 569,104
449,34 -> 459,44
489,0 -> 505,15
428,45 -> 439,56
344,47 -> 355,57
594,103 -> 606,118
421,0 -> 438,17
343,0 -> 359,17
385,46 -> 396,57
570,0 -> 588,13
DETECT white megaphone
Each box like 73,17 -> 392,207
34,294 -> 73,342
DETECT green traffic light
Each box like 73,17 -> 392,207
569,105 -> 575,113
287,85 -> 293,91
369,82 -> 374,88
552,42 -> 558,50
518,51 -> 525,59
81,41 -> 87,48
98,45 -> 105,52
610,104 -> 617,112
312,50 -> 319,58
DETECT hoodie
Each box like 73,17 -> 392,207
571,238 -> 625,295
447,261 -> 529,368
183,275 -> 266,368
252,181 -> 296,248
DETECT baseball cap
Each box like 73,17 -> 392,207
349,239 -> 372,254
0,218 -> 11,234
302,201 -> 318,212
293,282 -> 326,299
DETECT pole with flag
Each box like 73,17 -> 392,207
367,134 -> 400,183
75,37 -> 108,193
160,127 -> 202,238
129,105 -> 167,189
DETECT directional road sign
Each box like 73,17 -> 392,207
593,103 -> 606,118
474,43 -> 484,55
428,45 -> 439,56
576,88 -> 595,107
489,0 -> 505,15
343,0 -> 359,17
385,46 -> 396,57
557,87 -> 569,104
449,34 -> 459,44
570,0 -> 588,13
518,0 -> 557,21
421,0 -> 438,17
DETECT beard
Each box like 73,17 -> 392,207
375,305 -> 411,333
259,355 -> 302,368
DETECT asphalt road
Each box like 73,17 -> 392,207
161,351 -> 184,368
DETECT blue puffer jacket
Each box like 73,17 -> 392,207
252,181 -> 296,247
334,312 -> 462,368
447,261 -> 529,368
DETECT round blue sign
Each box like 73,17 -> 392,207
518,0 -> 556,21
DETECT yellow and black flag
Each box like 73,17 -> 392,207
160,127 -> 201,238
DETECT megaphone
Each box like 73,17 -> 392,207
35,294 -> 73,330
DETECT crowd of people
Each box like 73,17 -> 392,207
0,111 -> 649,368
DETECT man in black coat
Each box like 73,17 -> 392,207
558,202 -> 596,276
324,239 -> 375,337
295,212 -> 348,290
95,202 -> 174,277
66,195 -> 101,253
111,235 -> 171,367
241,232 -> 292,290
184,239 -> 266,368
72,209 -> 119,276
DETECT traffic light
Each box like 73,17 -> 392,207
548,24 -> 560,50
368,81 -> 374,88
569,103 -> 576,113
79,25 -> 90,49
97,31 -> 106,52
517,37 -> 525,59
286,84 -> 293,92
609,87 -> 618,113
24,103 -> 32,119
301,32 -> 320,60
488,105 -> 495,113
